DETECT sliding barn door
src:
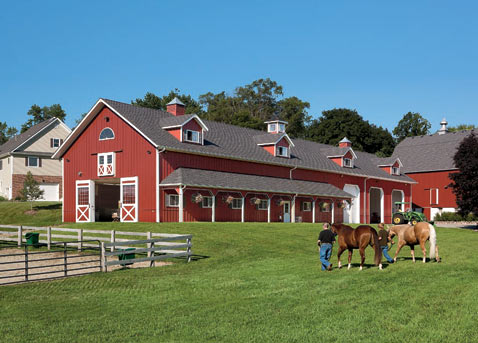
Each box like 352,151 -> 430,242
76,180 -> 95,223
120,177 -> 138,222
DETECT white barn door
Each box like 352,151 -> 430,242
120,177 -> 138,222
343,184 -> 360,224
76,180 -> 95,223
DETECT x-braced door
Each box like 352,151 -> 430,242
120,177 -> 138,222
76,180 -> 95,222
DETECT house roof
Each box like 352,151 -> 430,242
160,168 -> 353,198
392,130 -> 476,173
0,118 -> 60,158
54,98 -> 415,184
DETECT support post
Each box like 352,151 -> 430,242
187,238 -> 192,263
100,242 -> 105,272
110,230 -> 115,252
241,196 -> 245,223
63,242 -> 68,277
211,195 -> 216,222
291,196 -> 296,223
312,200 -> 316,223
47,226 -> 51,250
78,229 -> 83,251
18,225 -> 22,247
331,201 -> 335,224
24,244 -> 28,281
147,232 -> 152,258
267,198 -> 271,223
179,187 -> 184,223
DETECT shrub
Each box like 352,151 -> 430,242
0,195 -> 7,202
435,211 -> 478,221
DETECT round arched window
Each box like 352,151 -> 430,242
99,128 -> 115,140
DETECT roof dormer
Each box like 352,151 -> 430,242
160,114 -> 208,145
265,120 -> 287,134
254,132 -> 294,158
322,146 -> 357,168
377,158 -> 403,175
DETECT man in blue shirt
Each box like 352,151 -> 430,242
317,223 -> 335,271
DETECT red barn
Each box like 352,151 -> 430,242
54,98 -> 415,224
392,119 -> 475,220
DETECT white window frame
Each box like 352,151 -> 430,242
430,188 -> 439,205
167,194 -> 180,207
268,123 -> 277,132
99,128 -> 115,141
202,196 -> 213,208
231,198 -> 242,209
184,130 -> 200,143
257,199 -> 268,210
343,158 -> 353,168
392,166 -> 400,175
302,201 -> 312,212
27,156 -> 39,168
279,123 -> 285,132
52,138 -> 61,148
277,146 -> 289,157
97,152 -> 115,176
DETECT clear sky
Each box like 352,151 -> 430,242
1,0 -> 477,133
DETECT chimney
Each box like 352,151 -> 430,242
166,97 -> 185,116
438,118 -> 448,135
339,137 -> 352,148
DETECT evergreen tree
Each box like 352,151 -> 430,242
0,122 -> 18,145
21,104 -> 67,133
20,172 -> 44,210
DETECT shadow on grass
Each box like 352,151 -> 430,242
34,203 -> 62,211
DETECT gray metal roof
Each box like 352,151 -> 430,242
392,130 -> 476,173
160,168 -> 353,198
97,99 -> 414,183
320,147 -> 351,158
0,118 -> 57,157
339,137 -> 351,144
166,97 -> 185,106
159,114 -> 197,128
253,133 -> 284,145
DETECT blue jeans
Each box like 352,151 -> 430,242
319,243 -> 332,270
381,245 -> 393,263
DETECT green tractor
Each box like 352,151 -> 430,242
392,202 -> 428,225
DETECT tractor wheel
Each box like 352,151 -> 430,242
393,214 -> 404,225
410,218 -> 419,226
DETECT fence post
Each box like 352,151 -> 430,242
47,227 -> 51,250
147,232 -> 154,267
63,242 -> 68,277
24,244 -> 28,281
110,230 -> 115,252
18,225 -> 22,247
78,229 -> 83,252
187,237 -> 192,263
101,242 -> 106,272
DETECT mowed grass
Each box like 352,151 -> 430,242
1,210 -> 477,342
0,201 -> 62,226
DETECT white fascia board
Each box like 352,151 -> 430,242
12,118 -> 58,153
256,133 -> 295,147
162,115 -> 209,131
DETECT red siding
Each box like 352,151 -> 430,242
262,144 -> 275,156
166,128 -> 181,141
63,107 -> 157,222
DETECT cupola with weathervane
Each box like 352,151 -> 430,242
265,119 -> 287,134
321,137 -> 357,168
254,118 -> 294,158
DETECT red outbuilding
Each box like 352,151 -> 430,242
54,98 -> 415,224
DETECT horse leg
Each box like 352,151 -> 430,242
419,240 -> 427,263
337,246 -> 346,269
393,241 -> 405,262
436,245 -> 440,262
359,248 -> 365,271
410,246 -> 415,263
348,249 -> 353,270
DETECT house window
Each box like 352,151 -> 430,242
27,156 -> 39,167
98,152 -> 115,176
392,166 -> 400,175
167,194 -> 180,207
277,146 -> 289,157
257,199 -> 268,210
99,128 -> 115,140
231,198 -> 243,209
202,196 -> 213,208
343,158 -> 353,168
184,130 -> 200,143
268,123 -> 277,132
302,201 -> 312,212
51,138 -> 61,148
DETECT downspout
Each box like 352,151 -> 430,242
363,177 -> 370,224
156,147 -> 166,223
179,184 -> 186,223
290,166 -> 297,180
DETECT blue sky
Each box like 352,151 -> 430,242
1,1 -> 477,133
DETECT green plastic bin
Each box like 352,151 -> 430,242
118,248 -> 135,266
25,232 -> 40,247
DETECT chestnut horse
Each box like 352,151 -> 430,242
331,223 -> 382,270
388,222 -> 440,263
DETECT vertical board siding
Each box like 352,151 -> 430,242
63,107 -> 156,222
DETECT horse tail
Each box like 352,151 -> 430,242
428,223 -> 437,259
371,228 -> 382,266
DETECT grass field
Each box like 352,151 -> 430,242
1,203 -> 477,342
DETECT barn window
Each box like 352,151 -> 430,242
302,201 -> 312,212
185,130 -> 200,143
343,158 -> 353,168
167,194 -> 180,207
201,196 -> 213,208
99,128 -> 115,140
257,199 -> 268,210
98,152 -> 115,176
277,146 -> 289,158
231,198 -> 243,209
268,123 -> 277,133
392,166 -> 400,175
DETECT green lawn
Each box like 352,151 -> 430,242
1,205 -> 477,342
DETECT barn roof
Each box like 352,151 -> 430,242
160,168 -> 353,198
392,130 -> 476,173
54,98 -> 415,184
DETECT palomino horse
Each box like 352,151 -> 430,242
388,222 -> 440,263
331,224 -> 382,270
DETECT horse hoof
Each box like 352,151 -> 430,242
338,262 -> 342,269
379,264 -> 383,270
359,266 -> 363,271
347,264 -> 351,270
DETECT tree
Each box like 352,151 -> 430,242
448,124 -> 476,132
277,96 -> 311,138
20,172 -> 44,210
306,108 -> 396,156
21,104 -> 67,133
449,132 -> 478,217
132,89 -> 204,115
0,122 -> 18,145
393,112 -> 431,143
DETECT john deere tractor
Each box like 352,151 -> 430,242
392,202 -> 428,225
